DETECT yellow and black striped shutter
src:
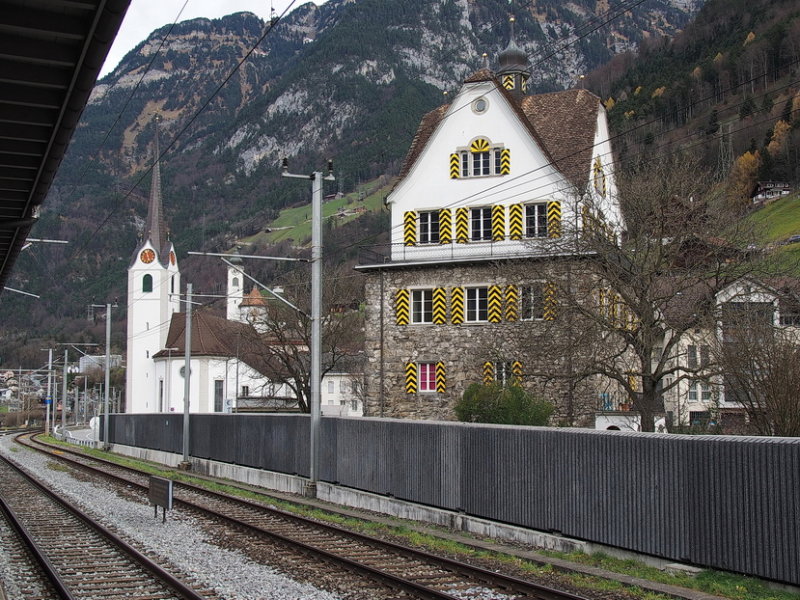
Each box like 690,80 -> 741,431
488,284 -> 502,323
502,74 -> 514,90
436,361 -> 446,393
403,211 -> 417,246
509,203 -> 523,240
500,148 -> 511,175
455,207 -> 469,243
395,289 -> 409,325
547,201 -> 561,238
505,285 -> 519,321
470,138 -> 490,153
405,362 -> 417,394
432,287 -> 447,325
483,361 -> 495,384
450,153 -> 460,179
439,208 -> 452,244
450,287 -> 464,324
491,205 -> 505,241
512,360 -> 523,384
544,282 -> 557,321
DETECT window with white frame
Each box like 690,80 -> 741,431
418,362 -> 437,392
521,284 -> 544,320
411,289 -> 433,324
525,203 -> 547,238
466,287 -> 488,322
688,381 -> 712,402
491,362 -> 514,386
457,146 -> 506,178
687,344 -> 710,369
470,207 -> 492,241
241,385 -> 249,397
327,380 -> 334,394
418,210 -> 440,244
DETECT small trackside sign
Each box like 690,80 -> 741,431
148,476 -> 173,522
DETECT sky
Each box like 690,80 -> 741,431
101,0 -> 327,76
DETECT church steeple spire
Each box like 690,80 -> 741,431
497,17 -> 530,99
144,114 -> 168,263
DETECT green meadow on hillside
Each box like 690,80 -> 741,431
240,181 -> 389,247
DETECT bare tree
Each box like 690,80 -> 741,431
537,154 -> 769,431
240,264 -> 365,413
714,287 -> 800,436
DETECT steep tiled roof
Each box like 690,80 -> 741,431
240,287 -> 266,307
397,104 -> 449,180
463,68 -> 495,83
395,79 -> 601,192
520,89 -> 600,190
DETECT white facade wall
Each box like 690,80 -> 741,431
321,372 -> 364,416
387,80 -> 569,262
152,356 -> 361,416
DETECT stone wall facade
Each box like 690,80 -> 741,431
360,257 -> 602,423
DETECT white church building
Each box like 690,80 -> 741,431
125,121 -> 362,416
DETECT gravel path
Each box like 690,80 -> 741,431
0,436 -> 342,600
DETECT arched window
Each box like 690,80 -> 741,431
143,274 -> 153,293
232,277 -> 240,288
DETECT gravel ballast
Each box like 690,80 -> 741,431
0,436 -> 342,600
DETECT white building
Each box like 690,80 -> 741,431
126,119 -> 181,413
124,119 -> 362,415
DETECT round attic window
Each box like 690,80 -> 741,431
472,97 -> 488,114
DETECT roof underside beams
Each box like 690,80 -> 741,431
0,0 -> 131,293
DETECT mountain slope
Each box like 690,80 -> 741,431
0,0 -> 702,365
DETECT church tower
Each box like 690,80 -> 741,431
226,248 -> 244,321
126,116 -> 181,413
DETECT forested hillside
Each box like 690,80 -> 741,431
0,0 -> 703,366
586,0 -> 800,203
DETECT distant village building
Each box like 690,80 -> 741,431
79,354 -> 123,373
751,180 -> 791,203
357,20 -> 622,423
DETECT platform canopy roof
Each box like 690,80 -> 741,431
0,0 -> 130,294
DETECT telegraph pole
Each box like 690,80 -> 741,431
282,158 -> 334,498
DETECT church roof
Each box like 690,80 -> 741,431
154,310 -> 278,377
240,287 -> 266,307
397,79 -> 600,191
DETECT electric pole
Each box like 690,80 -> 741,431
282,158 -> 334,498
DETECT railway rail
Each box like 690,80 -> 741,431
19,433 -> 592,600
0,451 -> 213,600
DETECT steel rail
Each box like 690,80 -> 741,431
0,452 -> 208,600
22,433 -> 590,600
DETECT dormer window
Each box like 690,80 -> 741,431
450,138 -> 510,179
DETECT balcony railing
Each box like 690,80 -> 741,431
358,238 -> 573,266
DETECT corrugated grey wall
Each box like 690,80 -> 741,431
106,414 -> 800,585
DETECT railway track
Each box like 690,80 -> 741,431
19,434 -> 592,600
0,452 -> 213,600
